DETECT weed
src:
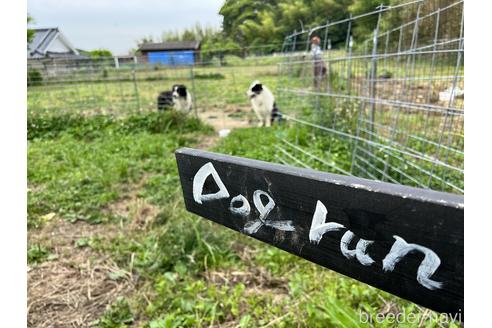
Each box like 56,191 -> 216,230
97,297 -> 134,328
27,244 -> 53,265
28,68 -> 43,86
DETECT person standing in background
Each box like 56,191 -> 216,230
311,36 -> 327,90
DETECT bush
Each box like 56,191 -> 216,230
115,111 -> 214,135
27,114 -> 113,140
27,68 -> 43,86
27,111 -> 213,141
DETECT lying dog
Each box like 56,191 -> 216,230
157,84 -> 192,113
246,80 -> 282,127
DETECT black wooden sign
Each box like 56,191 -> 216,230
175,148 -> 464,317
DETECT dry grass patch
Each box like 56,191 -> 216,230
28,218 -> 135,328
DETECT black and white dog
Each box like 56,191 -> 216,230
246,80 -> 282,127
157,84 -> 192,113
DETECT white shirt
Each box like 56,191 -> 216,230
311,44 -> 322,60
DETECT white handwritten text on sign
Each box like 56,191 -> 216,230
192,162 -> 443,291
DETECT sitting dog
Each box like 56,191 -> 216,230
157,84 -> 192,113
246,80 -> 282,127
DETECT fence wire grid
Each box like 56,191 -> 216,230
27,50 -> 284,132
275,0 -> 464,194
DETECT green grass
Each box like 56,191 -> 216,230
27,111 -> 213,228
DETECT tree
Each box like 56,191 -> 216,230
201,32 -> 242,62
152,23 -> 241,61
219,0 -> 352,51
161,30 -> 181,42
160,23 -> 220,43
134,0 -> 448,55
138,35 -> 156,45
133,36 -> 156,54
90,49 -> 113,58
27,15 -> 35,43
220,0 -> 278,45
348,0 -> 391,44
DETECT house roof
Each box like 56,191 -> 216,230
28,27 -> 82,59
138,41 -> 201,52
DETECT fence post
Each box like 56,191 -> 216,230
369,5 -> 384,139
131,68 -> 140,112
350,40 -> 370,175
114,56 -> 120,69
292,30 -> 297,52
190,65 -> 198,118
345,15 -> 353,95
428,4 -> 464,189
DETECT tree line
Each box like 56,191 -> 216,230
137,0 -> 460,57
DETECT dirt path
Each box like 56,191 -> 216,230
197,104 -> 254,132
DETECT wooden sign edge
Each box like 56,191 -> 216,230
176,147 -> 463,209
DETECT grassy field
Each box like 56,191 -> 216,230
27,55 -> 462,327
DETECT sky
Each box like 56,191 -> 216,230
27,0 -> 225,55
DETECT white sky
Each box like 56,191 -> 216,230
27,0 -> 225,55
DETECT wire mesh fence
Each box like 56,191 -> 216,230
27,49 -> 285,131
275,0 -> 464,194
27,60 -> 143,116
